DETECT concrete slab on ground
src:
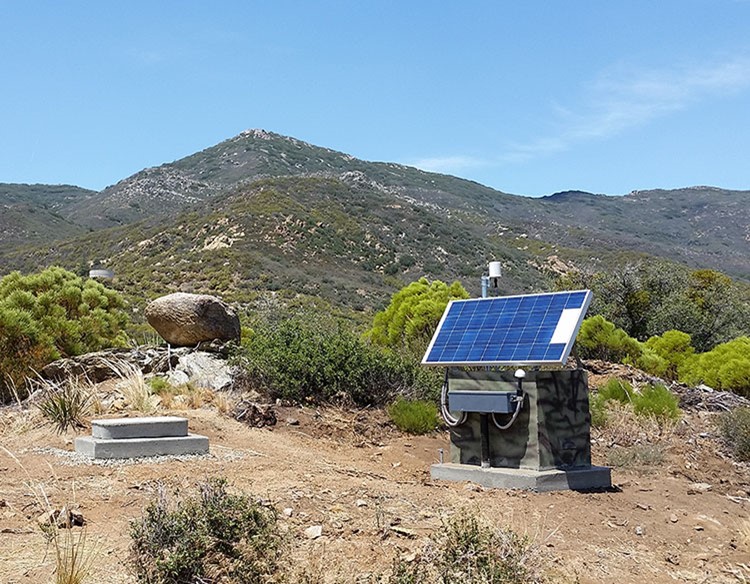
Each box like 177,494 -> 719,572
91,416 -> 188,440
431,463 -> 612,492
75,434 -> 209,459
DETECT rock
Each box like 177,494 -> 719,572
168,352 -> 234,391
145,293 -> 240,347
286,418 -> 300,426
282,508 -> 294,517
687,482 -> 712,495
41,347 -> 171,382
304,525 -> 323,539
37,506 -> 85,529
669,513 -> 679,523
634,525 -> 644,536
355,499 -> 368,507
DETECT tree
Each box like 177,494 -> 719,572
367,277 -> 469,357
571,261 -> 750,352
575,315 -> 642,362
0,266 -> 129,403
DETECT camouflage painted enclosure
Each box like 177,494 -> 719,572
448,369 -> 592,470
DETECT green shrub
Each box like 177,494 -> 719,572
0,267 -> 129,404
598,378 -> 634,404
388,398 -> 439,434
716,407 -> 750,462
234,311 -> 438,406
590,379 -> 634,429
589,392 -> 609,428
129,478 -> 282,584
642,330 -> 694,380
592,379 -> 680,426
367,277 -> 469,358
632,383 -> 681,423
576,315 -> 642,362
147,376 -> 173,395
633,346 -> 669,378
679,337 -> 750,397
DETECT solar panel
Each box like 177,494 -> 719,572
421,290 -> 592,367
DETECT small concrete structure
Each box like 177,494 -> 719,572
75,416 -> 209,459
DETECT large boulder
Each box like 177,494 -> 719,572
145,293 -> 240,347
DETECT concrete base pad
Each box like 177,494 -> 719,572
75,434 -> 209,459
431,463 -> 612,492
92,416 -> 188,440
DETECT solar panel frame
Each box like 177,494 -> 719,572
421,290 -> 592,367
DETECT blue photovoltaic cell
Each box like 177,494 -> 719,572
421,290 -> 592,366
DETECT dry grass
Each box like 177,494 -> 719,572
374,509 -> 553,584
0,407 -> 42,438
2,446 -> 98,584
593,402 -> 677,472
34,377 -> 94,434
149,377 -> 215,411
594,402 -> 676,448
212,392 -> 234,415
103,359 -> 157,414
51,527 -> 96,584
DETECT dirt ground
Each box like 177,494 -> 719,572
1,396 -> 749,584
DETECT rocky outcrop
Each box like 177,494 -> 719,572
166,352 -> 234,391
145,293 -> 240,346
40,344 -> 238,393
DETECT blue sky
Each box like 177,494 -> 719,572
1,1 -> 749,197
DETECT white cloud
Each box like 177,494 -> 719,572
407,54 -> 750,175
508,54 -> 750,159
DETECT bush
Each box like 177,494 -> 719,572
588,392 -> 609,428
367,277 -> 469,358
35,378 -> 93,434
0,267 -> 129,404
633,346 -> 669,378
382,512 -> 549,584
589,379 -> 633,429
632,383 -> 681,423
129,478 -> 282,584
598,378 -> 634,404
388,398 -> 439,434
679,337 -> 750,397
576,315 -> 642,363
234,311 -> 438,406
642,330 -> 694,380
591,379 -> 680,427
716,407 -> 750,462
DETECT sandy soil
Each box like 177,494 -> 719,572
1,401 -> 748,584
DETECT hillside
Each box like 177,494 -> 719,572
0,176 -> 551,310
0,183 -> 94,246
60,129 -> 529,230
1,131 -> 748,313
536,187 -> 750,279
